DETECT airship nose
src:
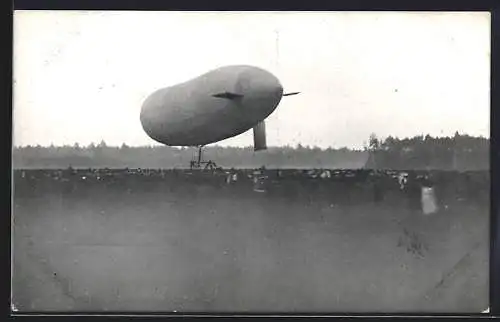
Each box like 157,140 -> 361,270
269,82 -> 284,98
255,73 -> 283,100
244,76 -> 283,121
263,78 -> 284,105
236,66 -> 283,99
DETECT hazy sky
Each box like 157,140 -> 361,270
13,11 -> 490,149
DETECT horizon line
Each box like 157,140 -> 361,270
12,144 -> 367,150
11,132 -> 491,150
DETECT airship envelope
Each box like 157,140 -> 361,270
140,65 -> 297,151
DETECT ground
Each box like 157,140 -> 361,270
12,169 -> 489,313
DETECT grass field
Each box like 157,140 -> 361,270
12,169 -> 489,313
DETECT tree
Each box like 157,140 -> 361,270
381,136 -> 396,151
368,133 -> 380,151
98,140 -> 107,148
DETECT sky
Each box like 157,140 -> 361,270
13,11 -> 490,149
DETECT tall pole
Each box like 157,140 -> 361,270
275,29 -> 280,71
274,28 -> 280,140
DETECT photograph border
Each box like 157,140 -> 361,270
7,1 -> 499,318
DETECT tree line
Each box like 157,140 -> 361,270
365,132 -> 489,170
12,132 -> 489,170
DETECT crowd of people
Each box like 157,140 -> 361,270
13,166 -> 488,213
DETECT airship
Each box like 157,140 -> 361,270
140,65 -> 299,169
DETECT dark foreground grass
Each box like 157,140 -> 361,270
12,169 -> 489,313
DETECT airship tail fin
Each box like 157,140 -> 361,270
253,121 -> 267,151
212,92 -> 244,99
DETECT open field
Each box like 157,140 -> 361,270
12,169 -> 489,313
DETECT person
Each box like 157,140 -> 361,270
420,174 -> 438,214
398,172 -> 408,190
